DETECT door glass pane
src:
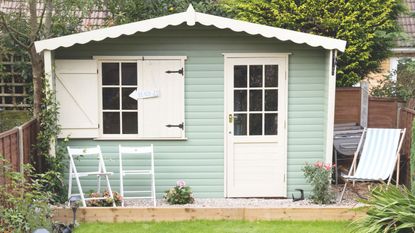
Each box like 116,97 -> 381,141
103,112 -> 120,134
265,65 -> 278,87
122,112 -> 138,134
122,88 -> 137,110
234,114 -> 247,135
102,63 -> 119,85
249,65 -> 263,87
122,63 -> 137,85
102,88 -> 119,110
265,113 -> 278,135
234,90 -> 247,111
249,90 -> 262,111
265,90 -> 278,111
249,113 -> 262,135
234,65 -> 247,87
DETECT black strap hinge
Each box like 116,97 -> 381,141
165,68 -> 183,76
165,122 -> 184,130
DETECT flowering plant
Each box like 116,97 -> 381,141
164,180 -> 194,205
302,161 -> 335,204
86,190 -> 123,207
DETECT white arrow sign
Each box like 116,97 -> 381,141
129,89 -> 160,100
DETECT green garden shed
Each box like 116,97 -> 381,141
35,5 -> 346,198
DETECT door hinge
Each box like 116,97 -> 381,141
97,69 -> 99,74
166,122 -> 184,130
284,120 -> 286,129
165,68 -> 184,76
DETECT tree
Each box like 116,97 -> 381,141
0,0 -> 105,117
221,0 -> 405,87
106,0 -> 226,25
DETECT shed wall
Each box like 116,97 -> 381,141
56,24 -> 328,198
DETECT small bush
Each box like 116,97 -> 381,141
86,190 -> 123,207
302,161 -> 335,204
0,158 -> 53,232
350,185 -> 415,233
164,180 -> 194,205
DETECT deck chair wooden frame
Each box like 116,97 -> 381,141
67,146 -> 115,207
119,145 -> 156,207
339,128 -> 406,202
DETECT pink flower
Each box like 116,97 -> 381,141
324,164 -> 332,171
314,161 -> 323,168
176,180 -> 186,188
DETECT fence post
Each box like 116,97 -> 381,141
360,81 -> 368,128
18,126 -> 24,174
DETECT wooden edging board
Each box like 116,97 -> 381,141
53,207 -> 366,223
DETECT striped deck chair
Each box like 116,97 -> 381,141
339,128 -> 406,202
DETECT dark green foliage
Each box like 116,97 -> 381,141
350,185 -> 415,233
164,180 -> 195,204
302,162 -> 335,204
371,59 -> 415,101
0,158 -> 54,232
222,0 -> 405,87
107,0 -> 226,24
412,119 -> 415,194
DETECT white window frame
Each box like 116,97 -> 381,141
95,56 -> 187,140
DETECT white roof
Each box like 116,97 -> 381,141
34,5 -> 346,53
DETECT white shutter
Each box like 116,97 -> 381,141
55,60 -> 99,138
141,59 -> 184,138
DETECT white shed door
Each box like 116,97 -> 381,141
226,57 -> 287,197
141,59 -> 184,138
55,60 -> 99,138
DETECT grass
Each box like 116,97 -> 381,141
74,220 -> 350,233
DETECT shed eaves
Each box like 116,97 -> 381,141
34,5 -> 346,53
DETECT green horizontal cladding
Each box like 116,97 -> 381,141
56,24 -> 329,198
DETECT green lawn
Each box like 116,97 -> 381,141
74,220 -> 350,233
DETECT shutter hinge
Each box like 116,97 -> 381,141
165,68 -> 184,76
166,122 -> 184,130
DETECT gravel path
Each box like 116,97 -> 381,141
125,198 -> 363,208
125,184 -> 370,208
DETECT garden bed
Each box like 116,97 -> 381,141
53,204 -> 365,223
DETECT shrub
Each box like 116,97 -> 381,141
0,158 -> 53,232
302,161 -> 335,204
164,180 -> 194,205
86,190 -> 123,207
350,185 -> 415,233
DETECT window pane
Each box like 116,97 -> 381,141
122,63 -> 137,85
102,88 -> 119,110
102,63 -> 119,85
234,65 -> 247,87
265,90 -> 278,111
249,65 -> 262,87
265,65 -> 278,87
234,90 -> 247,111
122,112 -> 138,134
103,112 -> 120,134
249,113 -> 262,135
249,90 -> 262,111
122,88 -> 137,110
265,113 -> 278,135
234,114 -> 247,135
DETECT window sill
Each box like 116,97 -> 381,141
93,137 -> 188,141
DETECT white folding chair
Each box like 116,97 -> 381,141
339,128 -> 406,202
67,146 -> 115,207
119,145 -> 156,207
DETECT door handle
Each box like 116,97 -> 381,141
228,114 -> 233,123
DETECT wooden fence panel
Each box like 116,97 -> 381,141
368,98 -> 403,128
335,88 -> 361,124
0,119 -> 38,185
